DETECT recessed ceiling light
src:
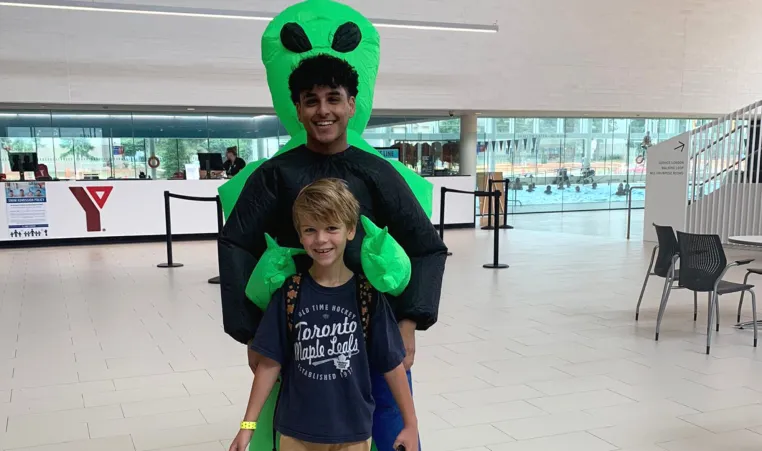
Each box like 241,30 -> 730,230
187,108 -> 196,111
0,1 -> 498,33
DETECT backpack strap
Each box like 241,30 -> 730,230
356,273 -> 375,344
274,273 -> 302,451
284,273 -> 303,343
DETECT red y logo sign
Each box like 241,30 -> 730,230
70,186 -> 113,232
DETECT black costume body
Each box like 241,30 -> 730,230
219,145 -> 448,345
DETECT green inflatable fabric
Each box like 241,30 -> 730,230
214,1 -> 435,450
244,234 -> 306,311
360,215 -> 411,297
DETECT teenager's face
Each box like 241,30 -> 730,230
296,86 -> 356,146
297,215 -> 356,269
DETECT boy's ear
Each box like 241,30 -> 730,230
347,225 -> 357,241
348,96 -> 356,118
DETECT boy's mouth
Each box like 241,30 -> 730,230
314,248 -> 333,254
314,120 -> 336,129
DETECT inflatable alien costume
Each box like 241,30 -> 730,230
217,1 -> 447,450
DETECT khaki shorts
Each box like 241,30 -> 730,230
279,434 -> 372,451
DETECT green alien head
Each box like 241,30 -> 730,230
261,0 -> 380,138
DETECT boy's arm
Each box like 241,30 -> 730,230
243,357 -> 282,422
383,364 -> 418,428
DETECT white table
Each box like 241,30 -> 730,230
729,236 -> 762,246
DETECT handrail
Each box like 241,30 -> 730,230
690,124 -> 746,161
627,186 -> 646,240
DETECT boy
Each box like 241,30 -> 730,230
219,54 -> 446,449
229,179 -> 419,451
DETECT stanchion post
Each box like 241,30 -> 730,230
481,179 -> 494,230
438,187 -> 453,257
208,194 -> 223,284
158,191 -> 184,268
496,180 -> 514,230
483,190 -> 509,269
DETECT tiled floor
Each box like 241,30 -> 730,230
3,210 -> 762,451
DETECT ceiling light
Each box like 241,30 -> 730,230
0,0 -> 498,33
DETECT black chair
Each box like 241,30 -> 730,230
737,268 -> 762,323
656,231 -> 757,354
636,224 -> 697,321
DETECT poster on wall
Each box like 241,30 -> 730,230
4,182 -> 49,239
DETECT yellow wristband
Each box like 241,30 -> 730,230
240,421 -> 257,430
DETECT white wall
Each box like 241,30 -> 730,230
2,0 -> 762,116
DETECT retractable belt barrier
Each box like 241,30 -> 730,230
439,187 -> 509,269
157,190 -> 224,284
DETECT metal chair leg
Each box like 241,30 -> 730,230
694,292 -> 698,322
738,271 -> 751,323
636,246 -> 658,321
655,276 -> 674,341
751,289 -> 758,348
713,292 -> 720,332
706,291 -> 718,354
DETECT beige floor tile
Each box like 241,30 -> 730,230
526,389 -> 636,413
680,403 -> 762,432
588,417 -> 711,449
487,431 -> 617,451
122,393 -> 231,418
419,424 -> 513,451
131,422 -> 237,451
441,385 -> 543,408
113,370 -> 214,391
84,383 -> 188,407
0,422 -> 90,449
88,409 -> 207,439
11,381 -> 115,401
493,411 -> 613,440
157,442 -> 226,451
433,400 -> 546,426
1,435 -> 135,451
659,429 -> 762,451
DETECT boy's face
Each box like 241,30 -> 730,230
296,85 -> 356,146
297,215 -> 356,268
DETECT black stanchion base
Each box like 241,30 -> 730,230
483,263 -> 509,269
446,252 -> 453,256
157,263 -> 184,268
208,276 -> 220,284
499,225 -> 514,229
481,225 -> 495,230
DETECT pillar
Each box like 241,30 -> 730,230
459,114 -> 477,176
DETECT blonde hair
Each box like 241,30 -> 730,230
293,178 -> 360,231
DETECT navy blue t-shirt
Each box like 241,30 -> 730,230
250,273 -> 406,444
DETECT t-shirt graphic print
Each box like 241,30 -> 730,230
251,273 -> 405,444
293,300 -> 361,380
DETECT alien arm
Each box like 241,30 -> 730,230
218,164 -> 279,345
371,160 -> 448,331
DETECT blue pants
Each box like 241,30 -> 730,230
371,369 -> 421,451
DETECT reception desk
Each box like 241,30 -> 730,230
0,175 -> 475,244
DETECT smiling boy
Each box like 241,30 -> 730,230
229,179 -> 418,451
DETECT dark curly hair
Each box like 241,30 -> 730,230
289,54 -> 360,104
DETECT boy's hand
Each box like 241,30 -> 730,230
229,429 -> 253,451
393,426 -> 419,451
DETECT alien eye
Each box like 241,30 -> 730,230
332,22 -> 362,53
280,22 -> 312,53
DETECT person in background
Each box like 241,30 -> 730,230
224,146 -> 246,178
